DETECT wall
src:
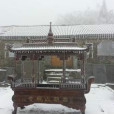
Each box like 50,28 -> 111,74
86,63 -> 114,83
0,67 -> 13,82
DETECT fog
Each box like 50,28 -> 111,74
0,0 -> 114,25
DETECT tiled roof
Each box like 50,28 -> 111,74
11,42 -> 87,52
0,24 -> 114,39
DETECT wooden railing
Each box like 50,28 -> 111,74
10,79 -> 86,90
60,83 -> 86,89
9,78 -> 37,88
8,75 -> 87,89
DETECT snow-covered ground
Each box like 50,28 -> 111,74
0,84 -> 114,114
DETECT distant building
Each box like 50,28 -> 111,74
97,40 -> 114,60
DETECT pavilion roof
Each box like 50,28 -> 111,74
9,42 -> 88,53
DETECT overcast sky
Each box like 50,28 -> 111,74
0,0 -> 114,26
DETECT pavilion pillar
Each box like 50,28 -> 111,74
32,57 -> 35,83
14,55 -> 17,76
37,58 -> 40,84
83,53 -> 85,76
62,53 -> 66,83
73,56 -> 78,69
81,53 -> 85,80
21,61 -> 24,82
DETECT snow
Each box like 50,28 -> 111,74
12,46 -> 87,51
0,84 -> 114,114
1,25 -> 114,37
106,83 -> 114,86
0,69 -> 6,72
85,84 -> 114,114
0,87 -> 13,114
45,69 -> 81,72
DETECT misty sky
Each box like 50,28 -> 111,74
0,0 -> 114,26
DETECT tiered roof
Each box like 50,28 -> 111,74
8,23 -> 88,54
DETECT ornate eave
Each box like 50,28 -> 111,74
10,47 -> 88,54
9,42 -> 88,54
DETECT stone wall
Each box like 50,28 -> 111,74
0,69 -> 6,82
86,64 -> 114,83
0,67 -> 13,82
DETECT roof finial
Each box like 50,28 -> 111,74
48,22 -> 53,36
47,22 -> 54,44
50,22 -> 52,32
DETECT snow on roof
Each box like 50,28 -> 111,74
0,84 -> 114,114
0,24 -> 114,38
12,46 -> 87,51
10,42 -> 87,52
0,26 -> 11,35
